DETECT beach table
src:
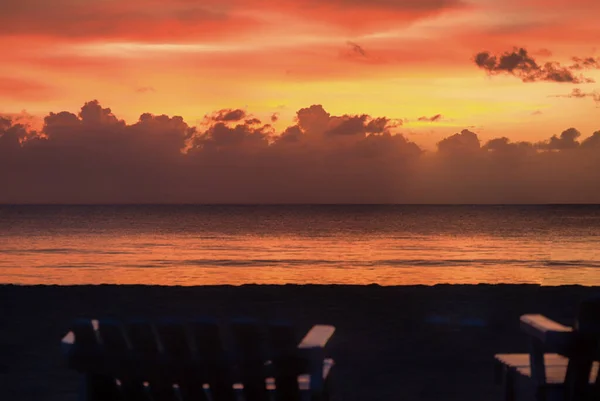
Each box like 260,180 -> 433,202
61,318 -> 335,401
494,297 -> 600,401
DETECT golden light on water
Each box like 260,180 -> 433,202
2,233 -> 597,286
6,265 -> 597,286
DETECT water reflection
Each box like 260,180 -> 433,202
1,233 -> 598,286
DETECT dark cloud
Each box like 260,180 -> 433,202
581,131 -> 600,149
340,41 -> 389,65
537,128 -> 581,150
293,105 -> 398,141
211,108 -> 247,122
474,48 -> 598,84
437,129 -> 480,154
366,117 -> 394,133
191,117 -> 272,152
570,57 -> 600,70
0,116 -> 35,154
551,88 -> 600,106
418,114 -> 443,122
270,113 -> 279,123
346,41 -> 367,57
2,100 -> 600,203
483,137 -> 535,155
296,105 -> 331,136
245,118 -> 262,125
325,115 -> 370,136
276,125 -> 303,143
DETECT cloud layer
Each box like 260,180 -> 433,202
1,101 -> 600,204
1,0 -> 467,41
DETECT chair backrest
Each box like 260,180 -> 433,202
63,318 -> 316,401
565,296 -> 600,401
575,296 -> 600,337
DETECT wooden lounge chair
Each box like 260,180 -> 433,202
61,318 -> 335,401
494,297 -> 600,401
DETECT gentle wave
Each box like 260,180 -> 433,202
543,260 -> 600,268
2,248 -> 598,269
128,258 -> 600,268
0,248 -> 133,255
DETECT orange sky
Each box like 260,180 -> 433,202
1,0 -> 599,149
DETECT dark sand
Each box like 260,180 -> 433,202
1,284 -> 599,401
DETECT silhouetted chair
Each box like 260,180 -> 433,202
61,318 -> 335,401
494,296 -> 600,401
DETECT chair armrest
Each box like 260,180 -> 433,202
298,325 -> 335,349
62,331 -> 75,345
520,314 -> 573,349
520,314 -> 574,390
298,359 -> 334,401
322,358 -> 334,380
297,325 -> 335,398
61,331 -> 75,356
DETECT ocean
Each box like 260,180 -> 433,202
0,205 -> 598,286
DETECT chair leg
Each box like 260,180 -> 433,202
78,375 -> 89,401
529,338 -> 547,401
563,357 -> 593,401
505,371 -> 516,401
534,386 -> 547,401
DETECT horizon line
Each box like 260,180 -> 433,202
1,203 -> 600,207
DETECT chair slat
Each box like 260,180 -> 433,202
155,320 -> 191,360
115,378 -> 146,401
72,319 -> 99,348
189,319 -> 232,401
231,319 -> 268,401
84,374 -> 125,401
127,321 -> 160,355
98,320 -> 131,354
231,319 -> 267,364
268,322 -> 297,358
268,322 -> 301,401
68,320 -> 104,376
189,319 -> 224,367
96,320 -> 148,401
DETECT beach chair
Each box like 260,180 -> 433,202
61,318 -> 335,401
494,296 -> 600,401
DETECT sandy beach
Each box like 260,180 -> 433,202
1,284 -> 598,401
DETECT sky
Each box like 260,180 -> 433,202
1,0 -> 600,203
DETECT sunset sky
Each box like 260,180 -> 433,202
1,0 -> 600,203
2,0 -> 599,146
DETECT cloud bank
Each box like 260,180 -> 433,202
1,101 -> 600,204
